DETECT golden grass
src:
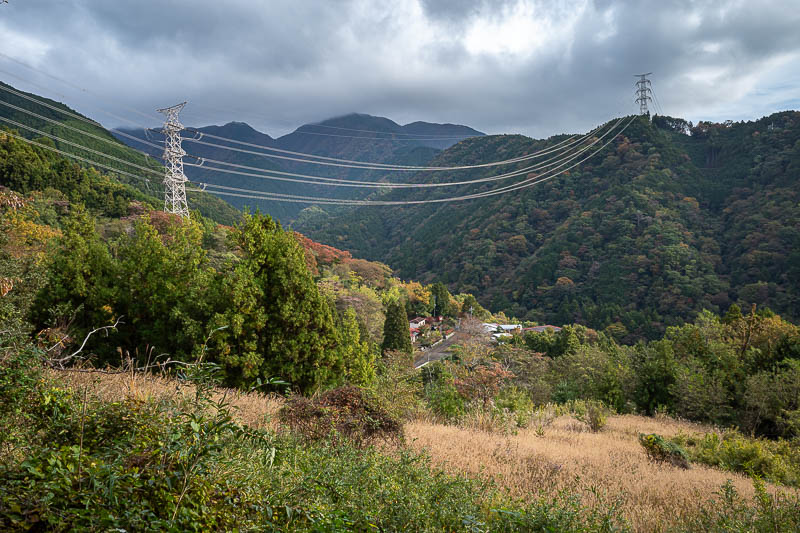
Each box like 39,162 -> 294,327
406,415 -> 797,532
48,370 -> 796,532
47,369 -> 283,432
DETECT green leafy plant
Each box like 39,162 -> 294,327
638,433 -> 690,469
572,399 -> 608,432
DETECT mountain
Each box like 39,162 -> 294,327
280,113 -> 484,152
116,113 -> 484,221
297,112 -> 800,341
0,80 -> 241,224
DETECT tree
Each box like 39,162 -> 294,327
209,212 -> 342,393
454,361 -> 514,408
339,307 -> 375,386
30,205 -> 116,346
458,293 -> 489,319
111,213 -> 212,363
632,339 -> 677,414
382,299 -> 412,354
429,282 -> 453,317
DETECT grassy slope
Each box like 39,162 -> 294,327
51,369 -> 799,533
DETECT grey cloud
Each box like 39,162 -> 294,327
1,0 -> 798,139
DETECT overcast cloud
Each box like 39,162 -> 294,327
1,0 -> 799,138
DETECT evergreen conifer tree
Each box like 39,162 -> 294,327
30,205 -> 116,346
382,299 -> 412,354
209,212 -> 342,392
340,307 -> 375,386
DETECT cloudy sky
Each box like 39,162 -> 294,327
2,0 -> 799,138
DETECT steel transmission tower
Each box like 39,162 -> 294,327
634,73 -> 653,115
157,102 -> 190,218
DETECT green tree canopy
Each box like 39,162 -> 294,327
429,282 -> 454,317
382,299 -> 412,355
209,212 -> 343,393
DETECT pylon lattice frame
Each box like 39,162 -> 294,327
634,73 -> 652,115
157,102 -> 190,218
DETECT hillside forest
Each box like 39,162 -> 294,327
299,113 -> 800,343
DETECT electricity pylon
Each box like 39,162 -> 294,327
634,73 -> 652,115
157,102 -> 190,218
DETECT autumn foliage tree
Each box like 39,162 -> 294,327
454,362 -> 514,408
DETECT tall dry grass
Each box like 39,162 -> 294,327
49,370 -> 796,531
48,369 -> 283,431
406,415 -> 797,532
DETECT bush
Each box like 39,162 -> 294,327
279,385 -> 403,447
674,431 -> 800,487
572,399 -> 608,432
421,361 -> 466,421
679,479 -> 800,532
495,385 -> 534,428
639,433 -> 690,469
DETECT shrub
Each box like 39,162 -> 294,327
639,433 -> 690,469
572,399 -> 608,432
674,430 -> 800,487
495,385 -> 534,428
421,361 -> 466,421
279,385 -> 403,447
680,479 -> 800,532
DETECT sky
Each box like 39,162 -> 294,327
2,0 -> 800,139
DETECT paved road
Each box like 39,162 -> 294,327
413,332 -> 464,368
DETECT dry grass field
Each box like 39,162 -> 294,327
49,369 -> 283,431
406,416 -> 797,532
51,370 -> 796,532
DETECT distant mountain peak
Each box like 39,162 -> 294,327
197,121 -> 275,145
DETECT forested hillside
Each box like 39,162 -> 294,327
299,113 -> 800,341
117,113 -> 483,221
0,81 -> 241,225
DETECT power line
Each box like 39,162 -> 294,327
182,121 -> 618,189
1,62 -> 606,173
180,127 -> 598,172
0,78 -> 617,196
0,116 -> 162,178
186,116 -> 635,206
0,83 -> 165,152
0,99 -> 164,164
283,127 -> 477,141
650,85 -> 665,116
298,121 -> 478,137
1,129 -> 153,185
0,52 -> 162,124
182,125 -> 588,170
1,110 -> 634,208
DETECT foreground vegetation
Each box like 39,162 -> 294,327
2,339 -> 799,532
1,341 -> 630,532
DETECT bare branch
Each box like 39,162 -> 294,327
45,317 -> 124,368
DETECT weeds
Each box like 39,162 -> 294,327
672,430 -> 800,487
573,399 -> 609,432
638,433 -> 690,469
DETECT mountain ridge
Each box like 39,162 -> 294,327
116,112 -> 484,220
